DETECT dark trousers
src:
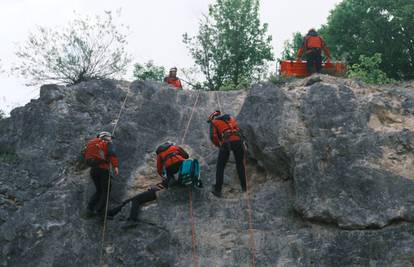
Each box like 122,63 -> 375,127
215,140 -> 247,192
306,49 -> 323,73
88,168 -> 111,213
129,163 -> 181,220
166,162 -> 181,187
129,190 -> 158,220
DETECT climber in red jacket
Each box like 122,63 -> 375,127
83,131 -> 119,216
108,142 -> 190,222
297,29 -> 331,74
208,111 -> 247,198
164,67 -> 183,90
156,142 -> 189,185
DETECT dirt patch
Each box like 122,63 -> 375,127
370,146 -> 414,181
126,153 -> 159,198
368,108 -> 414,133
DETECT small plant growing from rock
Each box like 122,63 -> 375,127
347,53 -> 395,85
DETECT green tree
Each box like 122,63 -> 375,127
281,32 -> 303,61
13,11 -> 131,86
133,61 -> 165,81
347,53 -> 395,84
320,0 -> 414,80
183,0 -> 274,90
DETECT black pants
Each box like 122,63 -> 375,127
166,162 -> 182,187
306,49 -> 322,73
129,190 -> 158,220
215,140 -> 247,192
88,168 -> 111,213
129,163 -> 181,220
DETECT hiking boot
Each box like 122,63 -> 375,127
211,190 -> 222,198
82,209 -> 98,219
127,217 -> 139,222
122,218 -> 139,229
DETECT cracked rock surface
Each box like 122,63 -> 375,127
1,77 -> 414,266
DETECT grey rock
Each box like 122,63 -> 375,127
0,77 -> 414,266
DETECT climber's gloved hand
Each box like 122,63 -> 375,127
114,167 -> 119,176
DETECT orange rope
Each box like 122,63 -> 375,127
244,148 -> 257,267
215,90 -> 257,266
189,189 -> 199,267
180,90 -> 201,267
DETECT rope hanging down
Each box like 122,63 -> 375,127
97,87 -> 255,267
100,87 -> 131,267
179,90 -> 202,267
244,153 -> 257,267
215,90 -> 257,267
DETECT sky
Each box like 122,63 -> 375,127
0,0 -> 342,114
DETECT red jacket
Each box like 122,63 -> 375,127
164,77 -> 183,89
210,115 -> 241,147
83,138 -> 119,170
297,32 -> 330,59
156,145 -> 189,176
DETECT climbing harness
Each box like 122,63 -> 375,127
100,87 -> 130,267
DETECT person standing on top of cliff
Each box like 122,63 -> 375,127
108,141 -> 194,222
208,111 -> 247,198
164,67 -> 183,90
296,28 -> 331,74
83,131 -> 119,216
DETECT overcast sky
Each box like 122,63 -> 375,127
0,0 -> 342,113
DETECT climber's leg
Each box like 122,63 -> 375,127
315,51 -> 323,73
165,162 -> 181,188
95,169 -> 111,214
87,168 -> 102,213
232,141 -> 247,192
128,190 -> 158,221
214,145 -> 230,195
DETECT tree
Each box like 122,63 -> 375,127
13,11 -> 131,86
133,61 -> 165,82
347,53 -> 395,84
320,0 -> 414,80
183,0 -> 274,90
280,32 -> 303,61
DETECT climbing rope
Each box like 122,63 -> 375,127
179,90 -> 202,267
215,90 -> 223,113
180,91 -> 201,145
100,87 -> 131,267
215,90 -> 257,267
244,150 -> 257,267
97,86 -> 255,267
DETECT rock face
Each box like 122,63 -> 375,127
1,76 -> 414,266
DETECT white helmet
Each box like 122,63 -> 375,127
98,131 -> 112,141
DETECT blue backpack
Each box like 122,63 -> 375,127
178,159 -> 202,187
